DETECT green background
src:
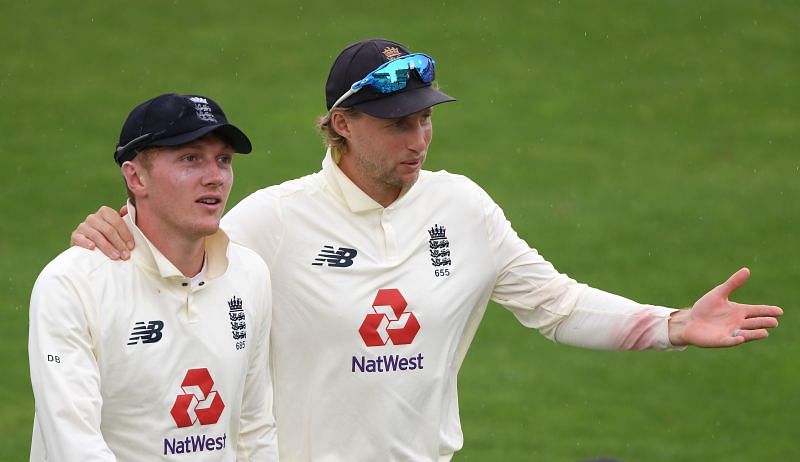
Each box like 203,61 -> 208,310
2,1 -> 797,460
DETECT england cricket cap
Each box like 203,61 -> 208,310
114,93 -> 252,165
325,38 -> 455,118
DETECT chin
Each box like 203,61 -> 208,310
402,174 -> 420,187
192,221 -> 222,237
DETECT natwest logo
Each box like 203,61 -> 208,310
170,368 -> 225,428
359,289 -> 420,347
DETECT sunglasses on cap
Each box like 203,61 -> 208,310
329,53 -> 436,111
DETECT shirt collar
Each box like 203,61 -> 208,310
321,146 -> 414,213
125,201 -> 230,281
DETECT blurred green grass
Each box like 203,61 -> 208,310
2,1 -> 797,460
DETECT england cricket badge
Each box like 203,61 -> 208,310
228,296 -> 247,351
428,223 -> 452,278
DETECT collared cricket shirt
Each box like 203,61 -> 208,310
29,205 -> 278,461
222,149 -> 677,462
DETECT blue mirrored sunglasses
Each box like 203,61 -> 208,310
329,53 -> 436,111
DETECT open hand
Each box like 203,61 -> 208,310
668,268 -> 783,347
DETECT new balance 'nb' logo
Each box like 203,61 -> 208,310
312,246 -> 358,267
127,320 -> 164,345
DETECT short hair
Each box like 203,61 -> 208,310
122,147 -> 163,205
316,107 -> 360,163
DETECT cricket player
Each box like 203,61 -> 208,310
30,93 -> 278,461
71,40 -> 782,461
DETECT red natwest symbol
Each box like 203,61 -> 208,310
359,289 -> 420,347
170,368 -> 225,428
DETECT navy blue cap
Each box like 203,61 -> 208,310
115,93 -> 252,165
325,39 -> 455,118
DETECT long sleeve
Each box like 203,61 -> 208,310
481,185 -> 678,351
235,266 -> 279,461
28,260 -> 116,461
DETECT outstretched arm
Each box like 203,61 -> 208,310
70,204 -> 133,260
668,268 -> 783,348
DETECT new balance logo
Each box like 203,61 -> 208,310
127,320 -> 164,345
312,245 -> 358,267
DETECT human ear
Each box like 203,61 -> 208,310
330,111 -> 353,140
121,161 -> 148,198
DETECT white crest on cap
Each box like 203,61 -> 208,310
189,96 -> 217,123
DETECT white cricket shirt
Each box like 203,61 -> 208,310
221,149 -> 678,461
29,205 -> 278,461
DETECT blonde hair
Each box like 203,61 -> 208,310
316,108 -> 360,163
122,146 -> 164,205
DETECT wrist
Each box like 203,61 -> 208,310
668,310 -> 690,346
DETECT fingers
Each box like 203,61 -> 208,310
95,206 -> 135,250
714,328 -> 766,348
70,231 -> 96,250
741,316 -> 778,329
73,221 -> 124,260
715,335 -> 746,348
71,205 -> 134,260
717,267 -> 751,298
736,328 -> 771,343
740,303 -> 784,318
740,316 -> 779,330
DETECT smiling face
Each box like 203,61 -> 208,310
333,107 -> 433,207
123,133 -> 234,243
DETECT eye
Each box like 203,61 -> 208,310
218,154 -> 233,165
392,118 -> 410,129
182,153 -> 198,162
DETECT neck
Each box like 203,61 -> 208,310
134,208 -> 207,277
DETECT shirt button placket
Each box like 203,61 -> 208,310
180,279 -> 197,322
381,209 -> 398,260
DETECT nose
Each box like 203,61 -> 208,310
201,162 -> 226,187
407,121 -> 431,154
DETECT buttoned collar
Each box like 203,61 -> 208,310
321,146 -> 414,213
125,201 -> 230,282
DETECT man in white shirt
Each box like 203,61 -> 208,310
30,93 -> 278,461
71,40 -> 782,461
